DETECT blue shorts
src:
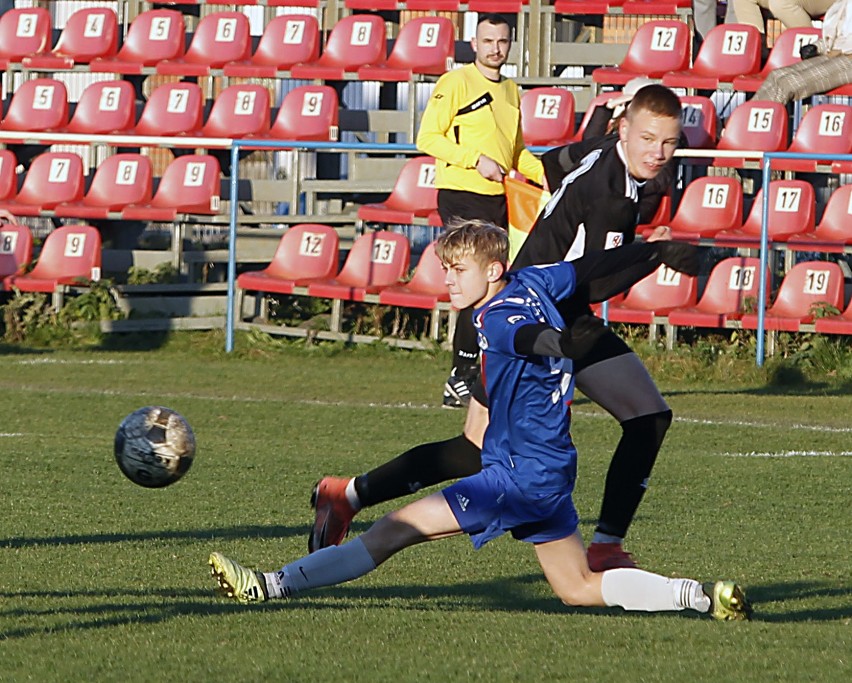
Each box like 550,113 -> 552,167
442,466 -> 579,549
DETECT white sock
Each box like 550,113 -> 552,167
345,477 -> 362,511
591,532 -> 623,545
263,537 -> 377,598
601,568 -> 710,613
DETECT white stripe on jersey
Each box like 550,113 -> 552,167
541,148 -> 602,221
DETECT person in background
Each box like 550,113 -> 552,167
733,0 -> 835,35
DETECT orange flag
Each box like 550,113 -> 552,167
505,176 -> 550,264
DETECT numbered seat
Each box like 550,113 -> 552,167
521,87 -> 576,147
740,261 -> 845,332
787,184 -> 852,253
122,155 -> 220,221
54,154 -> 153,220
663,24 -> 762,89
814,297 -> 852,335
267,85 -> 339,142
132,82 -> 204,138
605,265 -> 698,325
641,176 -> 743,241
378,241 -> 451,310
774,104 -> 852,173
358,16 -> 455,81
291,15 -> 386,80
554,0 -> 625,15
6,225 -> 101,293
23,7 -> 118,70
223,14 -> 319,78
91,9 -> 185,74
0,7 -> 51,69
714,101 -> 789,168
733,27 -> 821,92
358,156 -> 437,225
237,223 -> 340,298
63,80 -> 136,135
622,0 -> 691,12
0,152 -> 84,217
592,20 -> 690,85
157,12 -> 251,77
199,84 -> 270,140
567,92 -> 619,143
0,223 -> 33,290
712,180 -> 815,247
668,257 -> 766,329
0,79 -> 69,139
679,95 -> 717,149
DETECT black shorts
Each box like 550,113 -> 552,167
438,190 -> 508,229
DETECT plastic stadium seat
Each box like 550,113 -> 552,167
643,176 -> 743,241
567,92 -> 618,143
714,101 -> 788,168
623,0 -> 691,12
291,15 -> 386,80
358,16 -> 455,81
132,82 -> 204,138
0,223 -> 33,290
54,154 -> 153,220
0,150 -> 18,202
23,7 -> 118,70
267,85 -> 339,142
554,0 -> 625,15
378,241 -> 451,309
223,14 -> 319,78
773,104 -> 852,173
668,257 -> 766,329
63,80 -> 136,135
663,24 -> 761,89
358,157 -> 437,225
91,9 -> 185,75
605,264 -> 698,325
157,12 -> 250,76
468,0 -> 527,10
0,8 -> 51,69
237,223 -> 340,296
733,27 -> 821,92
521,87 -> 576,147
199,84 -> 270,140
814,298 -> 852,335
307,231 -> 410,302
592,20 -> 690,86
679,96 -> 717,149
0,152 -> 84,217
345,0 -> 398,9
0,79 -> 69,139
6,225 -> 101,293
740,261 -> 844,332
712,180 -> 815,247
122,155 -> 220,221
406,0 -> 461,8
269,0 -> 321,5
787,185 -> 852,253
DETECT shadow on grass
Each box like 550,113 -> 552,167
745,580 -> 852,623
0,344 -> 54,356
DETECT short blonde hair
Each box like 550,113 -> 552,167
435,219 -> 509,269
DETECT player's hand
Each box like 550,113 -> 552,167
559,315 -> 606,359
658,241 -> 700,276
646,225 -> 672,242
476,155 -> 506,182
0,209 -> 17,224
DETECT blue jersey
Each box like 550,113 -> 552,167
473,261 -> 578,496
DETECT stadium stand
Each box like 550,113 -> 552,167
567,92 -> 618,143
0,7 -> 51,70
679,96 -> 717,149
156,11 -> 251,77
198,84 -> 271,141
642,176 -> 743,241
357,16 -> 455,81
662,23 -> 762,89
290,14 -> 387,80
714,100 -> 789,168
121,155 -> 220,221
773,104 -> 852,173
223,14 -> 320,79
521,87 -> 576,147
786,185 -> 852,252
267,85 -> 339,142
0,152 -> 84,216
592,20 -> 691,85
22,7 -> 117,70
732,27 -> 821,93
62,80 -> 136,135
54,154 -> 154,220
131,82 -> 204,138
378,240 -> 451,311
622,0 -> 691,12
554,0 -> 622,14
357,156 -> 437,225
814,298 -> 852,335
0,78 -> 69,138
0,150 -> 17,203
91,9 -> 185,75
0,223 -> 33,290
604,264 -> 698,326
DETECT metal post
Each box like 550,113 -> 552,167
756,158 -> 772,367
225,143 -> 241,353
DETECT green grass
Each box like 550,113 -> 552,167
0,335 -> 850,682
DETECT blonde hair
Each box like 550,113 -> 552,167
435,219 -> 509,269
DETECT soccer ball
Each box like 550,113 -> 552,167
114,406 -> 196,488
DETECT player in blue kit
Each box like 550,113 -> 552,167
208,221 -> 751,620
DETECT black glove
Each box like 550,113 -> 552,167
657,241 -> 700,276
559,315 -> 607,359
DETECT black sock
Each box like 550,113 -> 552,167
353,434 -> 482,508
452,306 -> 479,372
595,410 -> 673,539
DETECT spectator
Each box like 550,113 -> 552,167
732,0 -> 835,34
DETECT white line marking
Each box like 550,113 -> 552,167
12,358 -> 130,365
0,433 -> 24,437
720,450 -> 852,458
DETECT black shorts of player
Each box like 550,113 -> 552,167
438,189 -> 508,229
470,323 -> 633,408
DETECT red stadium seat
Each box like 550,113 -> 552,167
0,150 -> 18,202
223,14 -> 319,78
406,0 -> 461,8
54,154 -> 153,220
592,20 -> 690,86
567,92 -> 618,143
733,27 -> 821,92
773,104 -> 852,173
237,224 -> 340,296
23,7 -> 118,70
269,0 -> 320,5
358,156 -> 437,225
714,101 -> 788,168
345,0 -> 398,10
0,152 -> 84,217
0,223 -> 33,290
468,0 -> 527,10
6,225 -> 101,293
787,185 -> 852,253
0,79 -> 69,139
814,297 -> 852,335
378,241 -> 450,310
200,84 -> 270,140
663,24 -> 761,89
358,16 -> 455,81
643,176 -> 743,241
133,82 -> 204,138
91,9 -> 185,74
667,257 -> 766,329
521,87 -> 576,147
267,85 -> 339,142
679,96 -> 717,149
157,12 -> 250,76
307,231 -> 410,302
0,8 -> 51,69
606,264 -> 698,325
740,261 -> 845,332
554,0 -> 625,15
122,155 -> 220,221
622,0 -> 691,12
63,80 -> 136,135
291,15 -> 386,80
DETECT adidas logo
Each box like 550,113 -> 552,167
455,492 -> 469,512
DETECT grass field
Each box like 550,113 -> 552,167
1,334 -> 850,682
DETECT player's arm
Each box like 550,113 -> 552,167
416,78 -> 481,169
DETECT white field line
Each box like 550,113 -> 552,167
0,433 -> 24,437
721,450 -> 852,457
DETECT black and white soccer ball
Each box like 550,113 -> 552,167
114,406 -> 196,488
